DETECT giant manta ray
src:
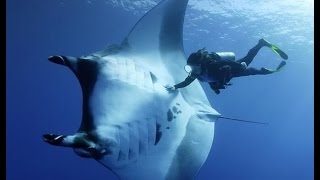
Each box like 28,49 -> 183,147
43,0 -> 221,179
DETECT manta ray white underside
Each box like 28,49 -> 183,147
44,0 -> 221,179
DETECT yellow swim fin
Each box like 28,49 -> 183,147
260,38 -> 288,60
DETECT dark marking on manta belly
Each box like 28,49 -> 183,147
166,127 -> 170,129
150,72 -> 158,83
176,103 -> 180,106
117,151 -> 126,161
172,106 -> 182,115
129,149 -> 135,160
155,123 -> 162,145
172,106 -> 178,114
167,109 -> 173,122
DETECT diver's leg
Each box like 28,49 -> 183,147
234,61 -> 286,77
234,67 -> 274,77
236,39 -> 266,66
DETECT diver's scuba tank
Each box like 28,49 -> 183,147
184,50 -> 236,73
215,52 -> 236,61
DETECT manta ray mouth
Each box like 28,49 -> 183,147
48,55 -> 66,65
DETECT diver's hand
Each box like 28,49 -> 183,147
164,85 -> 176,93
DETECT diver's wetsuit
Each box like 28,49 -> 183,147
173,41 -> 274,93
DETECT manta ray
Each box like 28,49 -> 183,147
43,0 -> 221,179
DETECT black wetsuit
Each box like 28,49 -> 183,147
174,42 -> 273,93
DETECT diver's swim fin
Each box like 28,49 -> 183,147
276,61 -> 286,71
260,38 -> 288,60
261,61 -> 286,74
270,44 -> 288,60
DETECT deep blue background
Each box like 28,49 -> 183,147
7,0 -> 313,180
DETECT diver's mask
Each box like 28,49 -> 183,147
184,64 -> 202,74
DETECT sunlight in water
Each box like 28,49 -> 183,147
284,0 -> 313,12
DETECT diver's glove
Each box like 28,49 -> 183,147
164,85 -> 176,93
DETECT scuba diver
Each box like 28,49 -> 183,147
165,38 -> 288,94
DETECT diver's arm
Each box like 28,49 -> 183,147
165,75 -> 197,92
174,75 -> 197,89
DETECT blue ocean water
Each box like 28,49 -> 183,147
6,0 -> 314,180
